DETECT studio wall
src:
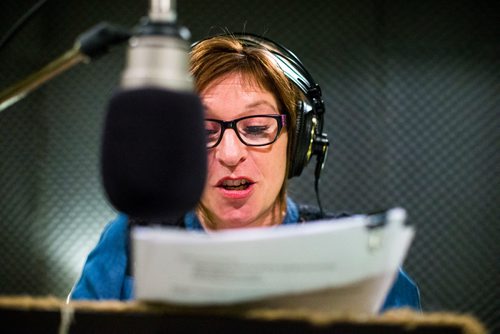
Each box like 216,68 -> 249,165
0,0 -> 498,331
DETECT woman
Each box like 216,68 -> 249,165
190,35 -> 295,230
71,34 -> 420,311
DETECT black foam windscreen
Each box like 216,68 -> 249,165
101,87 -> 206,219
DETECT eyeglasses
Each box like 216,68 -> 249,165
205,114 -> 287,148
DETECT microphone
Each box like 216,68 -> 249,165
100,0 -> 206,220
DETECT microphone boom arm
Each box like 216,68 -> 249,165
0,22 -> 131,113
0,48 -> 87,112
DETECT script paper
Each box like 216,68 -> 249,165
132,208 -> 414,314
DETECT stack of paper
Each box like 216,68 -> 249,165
132,208 -> 414,314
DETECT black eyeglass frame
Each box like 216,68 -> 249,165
205,114 -> 287,148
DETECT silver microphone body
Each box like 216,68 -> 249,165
120,0 -> 192,91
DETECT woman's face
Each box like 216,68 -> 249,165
198,72 -> 288,230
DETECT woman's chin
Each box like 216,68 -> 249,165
215,215 -> 255,230
199,201 -> 279,230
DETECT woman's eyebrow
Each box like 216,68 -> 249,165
245,100 -> 277,110
202,100 -> 278,118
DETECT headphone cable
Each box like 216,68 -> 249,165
314,173 -> 325,218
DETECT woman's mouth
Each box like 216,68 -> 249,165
220,178 -> 252,190
216,178 -> 255,199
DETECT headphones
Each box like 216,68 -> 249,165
193,33 -> 329,179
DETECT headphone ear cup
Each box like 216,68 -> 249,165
288,100 -> 314,178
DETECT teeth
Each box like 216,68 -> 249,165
223,179 -> 248,186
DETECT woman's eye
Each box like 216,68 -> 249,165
206,129 -> 219,138
243,126 -> 268,136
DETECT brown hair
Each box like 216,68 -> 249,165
190,35 -> 303,218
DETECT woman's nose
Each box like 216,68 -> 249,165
215,129 -> 247,167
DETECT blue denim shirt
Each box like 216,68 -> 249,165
71,198 -> 421,312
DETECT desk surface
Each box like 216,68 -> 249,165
0,296 -> 487,334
